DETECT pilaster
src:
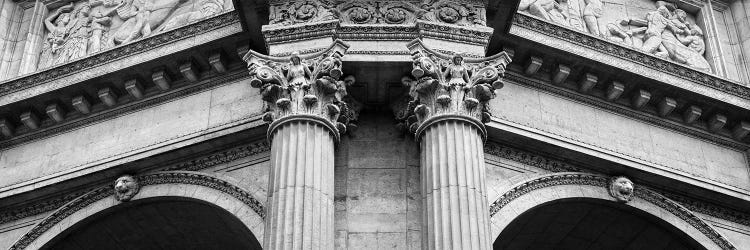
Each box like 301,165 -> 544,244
244,40 -> 355,249
396,39 -> 511,250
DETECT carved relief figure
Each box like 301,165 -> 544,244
114,175 -> 140,202
518,0 -> 571,27
107,0 -> 185,46
159,0 -> 224,32
608,176 -> 634,202
582,0 -> 602,36
604,2 -> 710,72
443,55 -> 471,86
286,52 -> 313,88
60,3 -> 94,62
39,4 -> 74,69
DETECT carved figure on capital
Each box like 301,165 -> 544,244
244,40 -> 358,134
395,39 -> 511,135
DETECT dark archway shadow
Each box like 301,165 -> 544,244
494,198 -> 706,250
42,197 -> 262,250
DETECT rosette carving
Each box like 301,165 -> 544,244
340,2 -> 379,24
379,2 -> 419,24
244,40 -> 358,139
396,39 -> 511,139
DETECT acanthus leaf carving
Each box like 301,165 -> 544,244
395,39 -> 511,138
244,39 -> 359,138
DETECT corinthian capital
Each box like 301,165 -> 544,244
396,39 -> 512,140
243,40 -> 356,141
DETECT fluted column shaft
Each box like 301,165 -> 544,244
420,119 -> 490,250
265,119 -> 335,250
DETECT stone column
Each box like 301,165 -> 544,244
397,39 -> 511,250
244,40 -> 354,249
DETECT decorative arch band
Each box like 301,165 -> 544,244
10,171 -> 265,250
489,173 -> 736,250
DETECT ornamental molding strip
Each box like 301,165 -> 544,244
395,38 -> 511,140
0,12 -> 240,98
9,171 -> 266,250
504,71 -> 750,150
0,141 -> 269,227
244,39 -> 359,142
512,13 -> 750,101
485,142 -> 750,228
489,173 -> 737,250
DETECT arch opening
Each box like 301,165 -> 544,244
494,198 -> 706,250
42,197 -> 262,250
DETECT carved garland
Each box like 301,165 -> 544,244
489,173 -> 736,250
0,12 -> 240,97
9,171 -> 265,250
512,13 -> 750,101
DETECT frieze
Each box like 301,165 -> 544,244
9,171 -> 266,250
0,69 -> 249,150
512,13 -> 750,101
504,71 -> 750,150
262,20 -> 339,44
0,12 -> 240,97
337,25 -> 419,41
266,0 -> 487,27
37,0 -> 230,71
489,173 -> 737,250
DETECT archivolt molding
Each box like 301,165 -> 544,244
0,12 -> 240,97
512,13 -> 750,101
9,171 -> 265,250
0,141 -> 270,229
489,173 -> 736,250
485,142 -> 750,229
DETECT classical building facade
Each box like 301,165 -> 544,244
0,0 -> 749,249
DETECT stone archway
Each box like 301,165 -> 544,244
10,171 -> 265,250
489,173 -> 736,250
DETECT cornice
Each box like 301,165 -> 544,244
0,12 -> 240,99
0,69 -> 249,150
262,20 -> 339,44
8,171 -> 265,250
505,71 -> 750,150
488,172 -> 736,249
485,142 -> 750,229
512,13 -> 750,102
337,24 -> 419,41
417,21 -> 493,46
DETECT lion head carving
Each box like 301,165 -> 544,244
114,175 -> 139,202
608,176 -> 634,203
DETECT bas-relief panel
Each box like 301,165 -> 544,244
267,0 -> 487,27
38,0 -> 234,70
492,83 -> 750,191
519,0 -> 712,73
0,78 -> 261,190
